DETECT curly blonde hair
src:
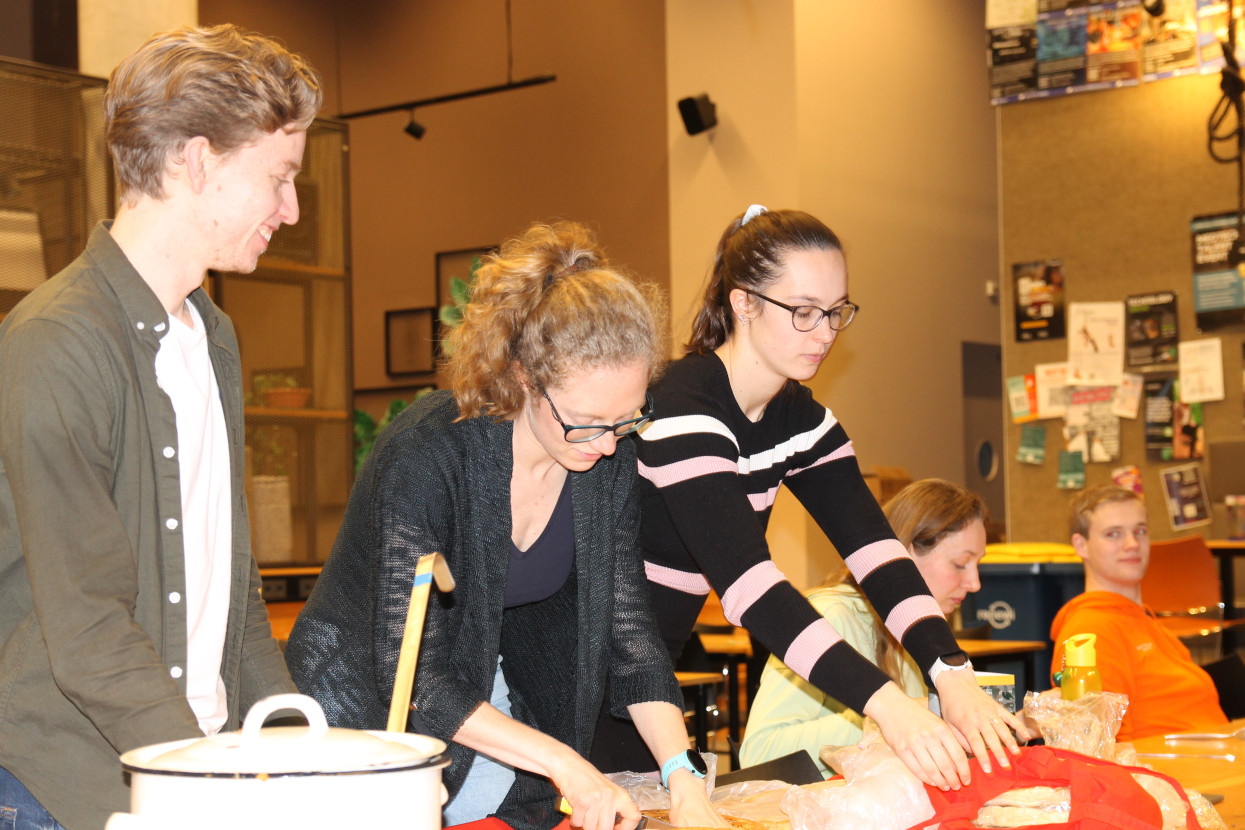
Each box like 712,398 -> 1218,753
444,221 -> 667,419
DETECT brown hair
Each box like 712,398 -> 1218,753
828,479 -> 988,685
105,24 -> 322,203
1069,485 -> 1144,540
444,221 -> 667,420
686,208 -> 844,354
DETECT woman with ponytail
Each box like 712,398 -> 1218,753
286,221 -> 723,830
590,206 -> 1029,788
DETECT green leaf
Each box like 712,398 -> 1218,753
450,275 -> 472,307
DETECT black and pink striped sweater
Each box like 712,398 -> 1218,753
636,352 -> 961,715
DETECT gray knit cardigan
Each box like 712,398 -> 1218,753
285,391 -> 681,829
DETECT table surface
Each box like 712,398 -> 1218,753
1135,719 -> 1245,827
959,639 -> 1047,659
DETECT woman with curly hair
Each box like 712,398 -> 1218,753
285,221 -> 722,830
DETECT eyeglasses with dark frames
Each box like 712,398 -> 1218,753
541,390 -> 655,443
743,290 -> 859,332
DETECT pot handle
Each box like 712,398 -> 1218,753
241,693 -> 330,742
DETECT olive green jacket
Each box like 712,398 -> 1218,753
0,223 -> 295,829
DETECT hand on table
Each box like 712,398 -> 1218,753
934,668 -> 1030,775
863,681 -> 971,790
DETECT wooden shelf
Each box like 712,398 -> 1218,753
244,406 -> 351,420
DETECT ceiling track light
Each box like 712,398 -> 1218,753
337,0 -> 554,140
404,111 -> 426,140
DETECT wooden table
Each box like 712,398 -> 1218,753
1135,719 -> 1245,827
960,638 -> 1048,697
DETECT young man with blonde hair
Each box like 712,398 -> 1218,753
0,25 -> 321,829
1050,484 -> 1226,741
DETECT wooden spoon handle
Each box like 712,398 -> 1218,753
387,552 -> 455,732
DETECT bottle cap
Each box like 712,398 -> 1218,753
1064,633 -> 1097,667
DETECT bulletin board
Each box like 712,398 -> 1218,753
998,71 -> 1245,543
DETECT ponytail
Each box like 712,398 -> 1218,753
445,221 -> 666,419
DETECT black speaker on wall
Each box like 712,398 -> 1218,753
678,94 -> 717,136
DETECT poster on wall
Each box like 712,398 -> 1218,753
1144,373 -> 1207,461
1063,386 -> 1120,462
990,25 -> 1041,103
1142,0 -> 1200,80
1191,212 -> 1245,332
1160,462 -> 1212,530
1178,337 -> 1226,403
1035,361 -> 1071,418
1196,0 -> 1245,73
1013,259 -> 1067,341
1067,301 -> 1124,386
1037,13 -> 1090,93
1125,291 -> 1179,370
1085,7 -> 1144,86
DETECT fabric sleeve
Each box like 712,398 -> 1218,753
604,448 -> 682,717
0,318 -> 201,753
781,418 -> 961,675
237,558 -> 297,709
739,594 -> 879,773
371,433 -> 484,742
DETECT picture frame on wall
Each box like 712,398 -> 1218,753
384,307 -> 437,377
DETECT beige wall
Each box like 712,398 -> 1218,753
199,0 -> 671,414
78,0 -> 197,78
665,1 -> 1001,588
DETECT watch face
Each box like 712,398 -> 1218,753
686,749 -> 707,775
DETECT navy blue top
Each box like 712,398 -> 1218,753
505,476 -> 574,608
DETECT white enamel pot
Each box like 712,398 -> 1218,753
106,693 -> 449,830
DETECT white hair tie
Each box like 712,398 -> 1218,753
742,204 -> 768,225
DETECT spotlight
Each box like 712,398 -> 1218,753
677,94 -> 717,136
404,111 -> 426,140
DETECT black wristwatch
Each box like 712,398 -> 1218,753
660,749 -> 707,789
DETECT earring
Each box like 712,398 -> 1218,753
737,314 -> 748,324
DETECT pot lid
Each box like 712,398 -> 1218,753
125,694 -> 448,776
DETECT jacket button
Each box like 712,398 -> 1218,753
170,666 -> 183,679
165,518 -> 178,530
169,592 -> 181,604
163,446 -> 175,458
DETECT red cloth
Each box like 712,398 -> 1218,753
446,820 -> 571,830
906,746 -> 1196,830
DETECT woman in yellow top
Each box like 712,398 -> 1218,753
739,479 -> 989,774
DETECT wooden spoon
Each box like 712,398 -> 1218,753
386,552 -> 456,733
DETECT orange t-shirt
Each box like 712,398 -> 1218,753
1050,591 -> 1227,742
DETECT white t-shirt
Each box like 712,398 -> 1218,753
154,300 -> 232,734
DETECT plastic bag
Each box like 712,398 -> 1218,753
781,730 -> 934,830
1021,689 -> 1128,759
606,752 -> 718,811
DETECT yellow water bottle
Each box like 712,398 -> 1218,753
1060,633 -> 1103,701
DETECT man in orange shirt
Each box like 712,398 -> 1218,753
1050,485 -> 1226,742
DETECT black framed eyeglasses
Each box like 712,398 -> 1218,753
541,390 -> 655,443
743,290 -> 859,332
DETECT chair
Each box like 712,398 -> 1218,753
1139,534 -> 1245,662
1203,653 -> 1245,720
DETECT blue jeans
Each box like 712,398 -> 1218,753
0,768 -> 66,830
443,656 -> 517,826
